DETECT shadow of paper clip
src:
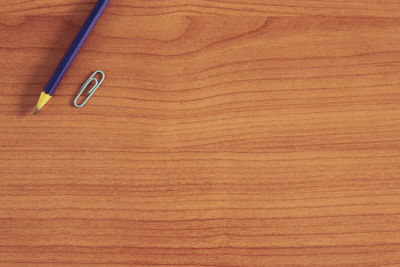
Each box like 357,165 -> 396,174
74,70 -> 105,108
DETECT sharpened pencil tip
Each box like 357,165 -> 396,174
34,108 -> 39,115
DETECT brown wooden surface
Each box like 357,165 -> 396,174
1,0 -> 400,266
2,0 -> 400,17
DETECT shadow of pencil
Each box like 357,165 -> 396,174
19,9 -> 91,116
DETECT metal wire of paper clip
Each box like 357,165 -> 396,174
74,70 -> 105,108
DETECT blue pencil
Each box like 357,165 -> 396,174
34,0 -> 110,115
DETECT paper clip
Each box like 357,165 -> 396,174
74,70 -> 105,108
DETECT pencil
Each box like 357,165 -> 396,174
34,0 -> 110,115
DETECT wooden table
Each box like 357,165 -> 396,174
1,1 -> 400,265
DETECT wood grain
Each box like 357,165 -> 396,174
1,1 -> 400,266
1,0 -> 400,17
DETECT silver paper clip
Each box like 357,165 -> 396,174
74,70 -> 105,108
